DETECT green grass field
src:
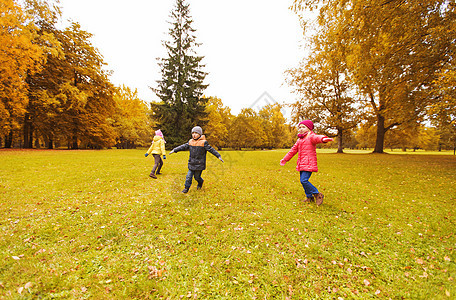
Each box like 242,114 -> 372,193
0,149 -> 455,299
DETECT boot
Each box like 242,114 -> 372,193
304,196 -> 314,203
182,188 -> 189,194
314,193 -> 324,206
149,173 -> 157,179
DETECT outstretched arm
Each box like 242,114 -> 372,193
170,143 -> 189,154
312,134 -> 333,144
281,141 -> 298,165
322,137 -> 333,143
204,142 -> 223,162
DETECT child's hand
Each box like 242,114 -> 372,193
145,153 -> 149,157
322,137 -> 333,143
163,155 -> 166,159
219,157 -> 224,163
280,159 -> 286,166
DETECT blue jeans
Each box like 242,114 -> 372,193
300,171 -> 319,198
185,169 -> 204,188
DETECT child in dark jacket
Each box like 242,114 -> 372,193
169,126 -> 224,193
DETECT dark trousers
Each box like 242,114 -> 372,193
185,169 -> 203,188
150,154 -> 163,175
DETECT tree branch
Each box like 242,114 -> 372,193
385,122 -> 400,131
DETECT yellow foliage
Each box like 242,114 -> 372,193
0,0 -> 44,133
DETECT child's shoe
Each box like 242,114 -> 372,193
304,196 -> 314,203
314,193 -> 324,206
149,173 -> 157,179
182,188 -> 189,193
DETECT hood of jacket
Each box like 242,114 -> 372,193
194,134 -> 206,141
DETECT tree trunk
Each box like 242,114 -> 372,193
373,114 -> 386,153
72,127 -> 78,149
48,138 -> 54,149
24,113 -> 33,148
337,128 -> 344,153
453,137 -> 455,155
5,131 -> 13,148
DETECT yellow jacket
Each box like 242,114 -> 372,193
146,136 -> 166,156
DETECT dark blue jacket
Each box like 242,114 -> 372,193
172,135 -> 221,170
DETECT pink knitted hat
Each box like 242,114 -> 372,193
299,120 -> 314,130
155,129 -> 163,137
155,129 -> 166,143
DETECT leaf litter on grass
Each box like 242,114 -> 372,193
0,149 -> 455,298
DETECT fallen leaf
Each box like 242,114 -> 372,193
24,282 -> 32,289
416,258 -> 424,265
444,256 -> 451,262
363,279 -> 370,286
12,256 -> 20,260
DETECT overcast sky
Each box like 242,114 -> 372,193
58,0 -> 306,115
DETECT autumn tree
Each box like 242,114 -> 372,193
112,85 -> 153,149
204,96 -> 233,150
231,108 -> 265,149
0,0 -> 44,147
259,104 -> 291,149
287,34 -> 363,153
25,21 -> 116,149
151,0 -> 208,148
22,0 -> 62,148
430,66 -> 456,154
292,0 -> 456,153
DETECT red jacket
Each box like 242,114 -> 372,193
282,131 -> 328,172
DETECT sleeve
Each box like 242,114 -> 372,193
282,141 -> 299,162
146,142 -> 154,155
204,141 -> 221,158
311,134 -> 327,145
173,143 -> 189,153
160,140 -> 166,155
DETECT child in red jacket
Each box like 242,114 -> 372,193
280,120 -> 333,205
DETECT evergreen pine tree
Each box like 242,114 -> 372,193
152,0 -> 208,148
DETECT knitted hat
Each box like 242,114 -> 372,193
299,120 -> 314,130
191,126 -> 203,136
155,129 -> 164,138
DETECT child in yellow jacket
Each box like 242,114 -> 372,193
145,130 -> 166,179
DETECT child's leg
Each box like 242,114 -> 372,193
156,156 -> 164,174
149,154 -> 161,178
151,154 -> 160,174
300,171 -> 319,197
193,170 -> 204,187
185,169 -> 194,189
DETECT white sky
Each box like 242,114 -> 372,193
58,0 -> 306,115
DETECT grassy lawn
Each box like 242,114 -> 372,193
0,149 -> 455,299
